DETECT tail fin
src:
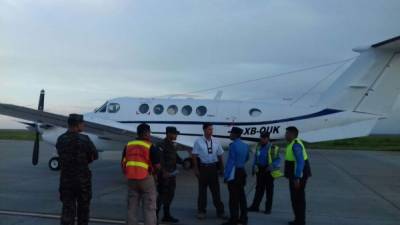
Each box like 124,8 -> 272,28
317,36 -> 400,115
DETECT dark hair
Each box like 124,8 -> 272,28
137,123 -> 151,137
260,131 -> 270,138
286,126 -> 299,137
202,122 -> 213,130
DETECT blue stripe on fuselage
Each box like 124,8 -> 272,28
118,108 -> 343,126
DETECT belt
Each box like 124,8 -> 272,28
199,162 -> 218,167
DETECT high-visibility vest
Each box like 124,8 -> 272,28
122,140 -> 152,180
285,138 -> 309,161
255,144 -> 283,178
284,138 -> 311,178
255,144 -> 279,165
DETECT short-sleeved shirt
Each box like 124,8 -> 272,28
192,136 -> 224,164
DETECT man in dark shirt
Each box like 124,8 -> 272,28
56,114 -> 98,225
156,126 -> 181,223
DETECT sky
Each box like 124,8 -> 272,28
0,0 -> 399,131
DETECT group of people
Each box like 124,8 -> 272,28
56,114 -> 312,225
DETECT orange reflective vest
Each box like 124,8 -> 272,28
122,140 -> 152,180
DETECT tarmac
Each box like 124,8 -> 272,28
0,140 -> 400,225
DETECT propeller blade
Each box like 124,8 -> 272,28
32,89 -> 44,166
38,89 -> 45,111
32,132 -> 40,165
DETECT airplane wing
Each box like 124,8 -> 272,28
0,103 -> 147,143
0,103 -> 194,150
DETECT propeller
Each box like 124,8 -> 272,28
32,89 -> 45,165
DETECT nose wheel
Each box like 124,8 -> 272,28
182,158 -> 193,170
48,157 -> 60,171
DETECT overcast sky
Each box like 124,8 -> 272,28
1,0 -> 399,130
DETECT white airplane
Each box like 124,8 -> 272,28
0,36 -> 399,171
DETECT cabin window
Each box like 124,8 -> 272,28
153,104 -> 164,115
196,106 -> 207,116
167,105 -> 178,115
108,103 -> 120,113
96,102 -> 108,113
249,108 -> 262,117
139,103 -> 150,114
182,105 -> 192,116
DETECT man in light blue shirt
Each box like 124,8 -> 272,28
223,127 -> 249,225
192,123 -> 226,220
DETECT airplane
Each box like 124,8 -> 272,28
0,36 -> 399,171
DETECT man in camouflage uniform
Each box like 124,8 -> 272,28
56,114 -> 98,225
156,126 -> 182,223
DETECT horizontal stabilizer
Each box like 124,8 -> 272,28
301,119 -> 378,143
371,36 -> 400,50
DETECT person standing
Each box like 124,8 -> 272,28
192,123 -> 226,220
156,126 -> 181,223
284,126 -> 312,225
248,132 -> 281,214
56,114 -> 98,225
121,123 -> 160,225
223,127 -> 249,225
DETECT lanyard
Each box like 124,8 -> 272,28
205,138 -> 213,154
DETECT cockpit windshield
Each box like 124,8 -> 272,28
108,103 -> 120,113
95,102 -> 108,113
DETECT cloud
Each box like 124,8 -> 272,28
0,0 -> 399,131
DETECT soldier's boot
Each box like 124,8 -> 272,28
162,206 -> 179,223
60,192 -> 76,225
77,198 -> 90,225
61,202 -> 76,225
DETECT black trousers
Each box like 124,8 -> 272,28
59,181 -> 92,225
250,167 -> 274,211
197,164 -> 224,214
289,178 -> 307,225
157,175 -> 176,217
227,168 -> 247,224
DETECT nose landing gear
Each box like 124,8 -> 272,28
48,157 -> 60,171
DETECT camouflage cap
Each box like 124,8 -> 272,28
68,114 -> 84,126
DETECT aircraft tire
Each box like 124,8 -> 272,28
48,157 -> 60,171
182,157 -> 193,170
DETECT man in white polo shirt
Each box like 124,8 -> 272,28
192,123 -> 226,220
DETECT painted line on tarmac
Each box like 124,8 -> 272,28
0,210 -> 169,225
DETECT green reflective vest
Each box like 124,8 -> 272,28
285,138 -> 308,161
255,143 -> 279,165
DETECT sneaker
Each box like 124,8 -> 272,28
162,216 -> 179,223
197,212 -> 206,220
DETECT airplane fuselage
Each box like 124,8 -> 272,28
41,97 -> 379,151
